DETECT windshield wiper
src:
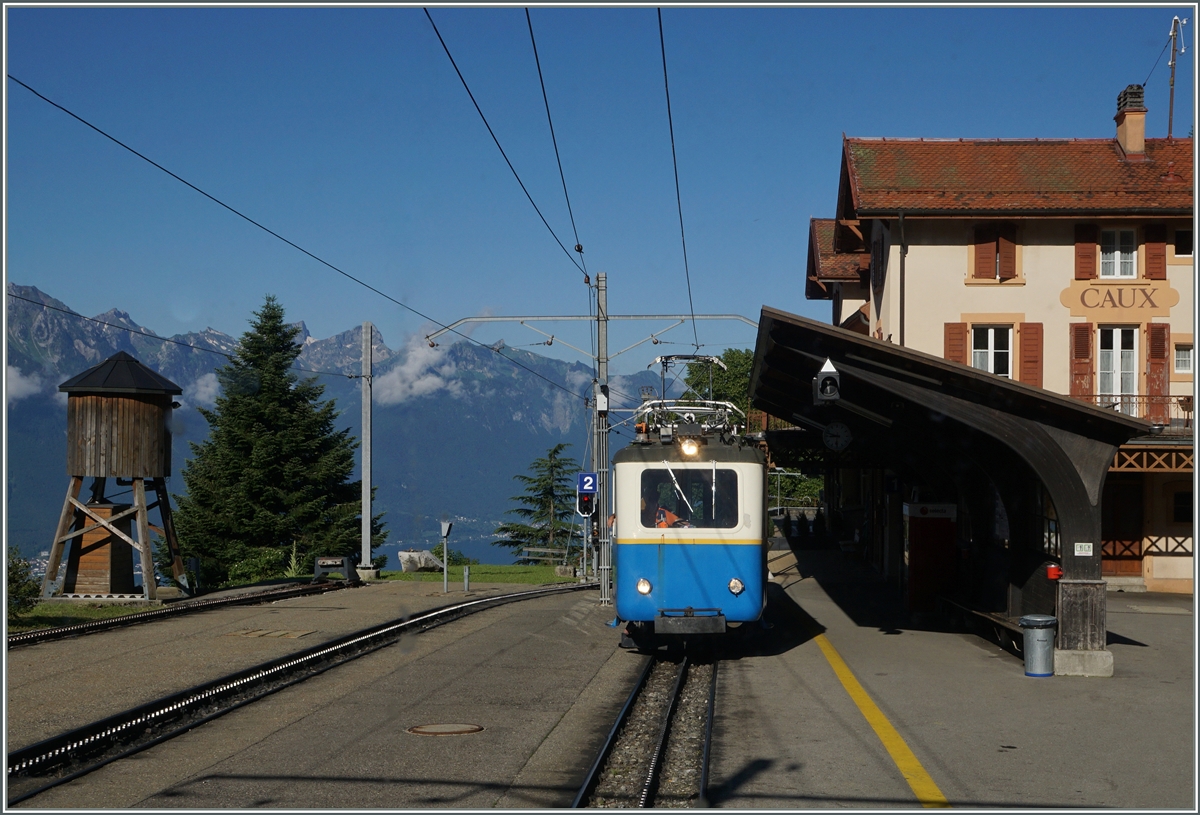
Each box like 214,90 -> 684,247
662,463 -> 694,514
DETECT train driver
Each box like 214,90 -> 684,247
640,472 -> 693,528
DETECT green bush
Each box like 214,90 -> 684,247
224,547 -> 286,586
431,541 -> 479,566
7,546 -> 41,616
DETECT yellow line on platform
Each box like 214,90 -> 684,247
813,633 -> 950,808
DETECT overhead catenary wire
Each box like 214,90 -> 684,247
6,74 -> 592,406
423,8 -> 585,277
1144,33 -> 1173,87
526,7 -> 588,281
657,8 -> 700,351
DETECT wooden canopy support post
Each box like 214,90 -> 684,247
43,476 -> 83,597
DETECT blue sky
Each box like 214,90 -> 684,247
6,5 -> 1195,375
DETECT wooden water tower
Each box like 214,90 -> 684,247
43,351 -> 188,601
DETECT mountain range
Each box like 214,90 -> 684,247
6,283 -> 660,565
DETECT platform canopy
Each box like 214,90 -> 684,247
749,306 -> 1149,658
59,351 -> 182,395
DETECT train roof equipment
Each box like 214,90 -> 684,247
632,355 -> 747,451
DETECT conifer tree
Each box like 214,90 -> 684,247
492,444 -> 581,562
173,296 -> 384,587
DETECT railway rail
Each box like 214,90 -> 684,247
575,654 -> 719,808
7,580 -> 352,649
6,582 -> 590,807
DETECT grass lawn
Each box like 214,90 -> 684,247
7,601 -> 152,633
380,564 -> 577,584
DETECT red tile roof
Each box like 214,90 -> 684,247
809,219 -> 867,280
806,218 -> 867,301
843,137 -> 1193,216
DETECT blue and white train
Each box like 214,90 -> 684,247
612,357 -> 768,648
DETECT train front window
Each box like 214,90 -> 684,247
640,468 -> 738,529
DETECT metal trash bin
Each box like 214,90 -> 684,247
1018,614 -> 1057,677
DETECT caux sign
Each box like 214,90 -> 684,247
1059,280 -> 1179,321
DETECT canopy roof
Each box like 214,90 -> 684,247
750,306 -> 1149,448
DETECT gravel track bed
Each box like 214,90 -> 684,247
653,660 -> 713,808
588,658 -> 682,807
587,657 -> 714,808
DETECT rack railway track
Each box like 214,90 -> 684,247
6,582 -> 590,806
575,654 -> 719,808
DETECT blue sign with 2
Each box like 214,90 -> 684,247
577,472 -> 598,494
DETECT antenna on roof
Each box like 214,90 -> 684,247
1168,16 -> 1188,139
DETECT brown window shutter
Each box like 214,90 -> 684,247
1144,224 -> 1167,280
945,323 -> 968,364
1070,322 -> 1093,398
1019,323 -> 1043,388
973,225 -> 997,279
997,223 -> 1018,280
1147,323 -> 1170,422
1074,224 -> 1098,280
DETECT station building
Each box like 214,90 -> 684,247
798,85 -> 1193,596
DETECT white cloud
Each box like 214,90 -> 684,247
186,372 -> 221,408
374,336 -> 462,406
6,366 -> 44,404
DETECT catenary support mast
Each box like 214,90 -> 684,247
361,322 -> 373,574
595,273 -> 612,604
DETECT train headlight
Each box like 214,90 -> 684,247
728,577 -> 745,596
636,578 -> 652,595
680,438 -> 700,457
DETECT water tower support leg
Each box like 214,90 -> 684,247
151,478 -> 187,590
133,479 -> 157,601
43,476 -> 83,597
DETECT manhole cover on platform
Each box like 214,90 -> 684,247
406,723 -> 485,736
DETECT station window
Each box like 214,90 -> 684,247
1175,228 -> 1194,257
1098,327 -> 1137,413
1175,344 -> 1193,374
1173,491 -> 1193,524
641,468 -> 739,529
971,326 -> 1012,377
1100,229 -> 1137,278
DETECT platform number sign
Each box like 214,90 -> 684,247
576,472 -> 597,517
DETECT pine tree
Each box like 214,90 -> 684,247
172,296 -> 384,587
492,444 -> 581,563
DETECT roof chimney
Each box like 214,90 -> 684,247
1115,84 -> 1146,160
